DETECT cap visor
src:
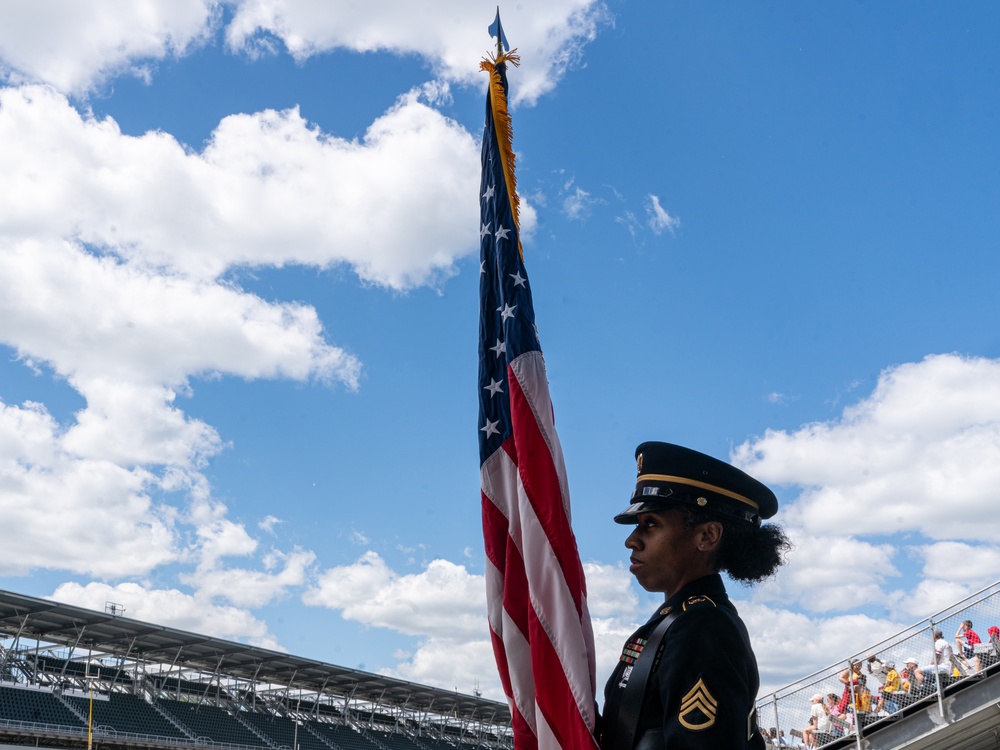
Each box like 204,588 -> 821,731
613,500 -> 676,524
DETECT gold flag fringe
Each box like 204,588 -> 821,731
480,51 -> 523,260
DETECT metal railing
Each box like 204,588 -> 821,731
0,715 -> 271,750
755,579 -> 1000,748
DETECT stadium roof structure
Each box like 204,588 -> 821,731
0,588 -> 511,725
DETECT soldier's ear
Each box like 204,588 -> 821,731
696,520 -> 723,551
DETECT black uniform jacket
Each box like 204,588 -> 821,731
600,574 -> 765,750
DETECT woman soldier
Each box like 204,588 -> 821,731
600,442 -> 790,750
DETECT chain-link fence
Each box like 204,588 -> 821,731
755,580 -> 1000,748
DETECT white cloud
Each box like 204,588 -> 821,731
0,0 -> 217,96
304,552 -> 486,639
734,354 -> 1000,541
0,2 -> 609,105
302,554 -> 639,700
0,236 -> 360,393
50,581 -> 282,650
183,547 -> 316,608
917,542 -> 1000,583
645,194 -> 680,235
0,231 -> 356,576
384,637 -> 501,698
188,497 -> 260,567
739,601 -> 906,695
61,380 -> 223,467
0,81 -> 486,586
0,238 -> 358,388
304,552 -> 500,696
721,352 -> 1000,661
519,195 -> 539,242
583,561 -> 639,619
583,562 -> 646,688
225,0 -> 611,106
878,542 -> 1000,618
0,398 -> 177,578
887,578 -> 979,621
258,515 -> 283,533
563,187 -> 599,220
615,210 -> 640,239
0,387 -> 290,584
752,532 -> 899,613
350,529 -> 370,546
0,84 -> 480,290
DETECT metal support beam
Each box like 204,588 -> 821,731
0,613 -> 29,676
61,625 -> 88,679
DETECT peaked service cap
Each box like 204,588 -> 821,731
614,441 -> 778,526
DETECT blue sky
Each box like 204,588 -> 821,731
1,1 -> 999,699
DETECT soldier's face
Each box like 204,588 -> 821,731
624,509 -> 700,595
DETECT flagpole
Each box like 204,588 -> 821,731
496,7 -> 503,57
479,10 -> 600,749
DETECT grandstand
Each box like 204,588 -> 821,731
6,583 -> 1000,750
755,579 -> 1000,749
0,589 -> 512,750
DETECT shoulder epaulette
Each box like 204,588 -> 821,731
681,594 -> 717,611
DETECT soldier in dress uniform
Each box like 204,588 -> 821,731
600,442 -> 790,750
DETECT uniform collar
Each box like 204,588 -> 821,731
663,573 -> 727,610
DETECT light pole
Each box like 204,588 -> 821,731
293,697 -> 301,750
87,676 -> 94,750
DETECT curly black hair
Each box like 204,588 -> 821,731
681,507 -> 791,584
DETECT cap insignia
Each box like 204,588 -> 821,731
696,497 -> 708,506
642,487 -> 660,496
636,453 -> 643,472
678,677 -> 717,731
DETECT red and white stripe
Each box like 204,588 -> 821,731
481,350 -> 599,750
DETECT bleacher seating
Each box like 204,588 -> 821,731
0,684 -> 83,728
158,699 -> 266,747
241,710 -> 329,750
27,655 -> 133,688
0,686 -> 498,750
34,656 -> 89,678
307,722 -> 379,750
416,739 -> 459,750
153,675 -> 231,699
290,697 -> 342,722
63,692 -> 189,740
372,729 -> 432,750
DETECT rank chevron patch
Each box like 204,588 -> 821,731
678,677 -> 718,731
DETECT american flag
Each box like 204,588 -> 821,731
478,52 -> 599,750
